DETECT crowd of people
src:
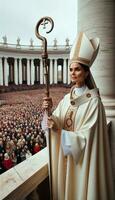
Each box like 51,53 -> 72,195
0,87 -> 69,174
0,94 -> 47,174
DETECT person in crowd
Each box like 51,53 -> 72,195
2,153 -> 13,171
33,142 -> 41,154
25,149 -> 32,159
20,148 -> 26,162
0,138 -> 4,154
0,153 -> 4,174
11,150 -> 17,166
15,145 -> 22,164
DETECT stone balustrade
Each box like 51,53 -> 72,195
0,148 -> 49,200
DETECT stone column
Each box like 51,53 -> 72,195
36,66 -> 39,82
40,59 -> 44,84
44,67 -> 46,84
19,58 -> 22,84
0,57 -> 3,85
78,0 -> 115,179
31,59 -> 35,85
54,59 -> 57,84
4,57 -> 8,86
50,59 -> 53,84
27,59 -> 30,85
67,59 -> 70,84
14,58 -> 18,85
63,59 -> 67,84
78,0 -> 115,95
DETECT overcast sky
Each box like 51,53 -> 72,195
0,0 -> 77,46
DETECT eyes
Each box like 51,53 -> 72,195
69,67 -> 81,72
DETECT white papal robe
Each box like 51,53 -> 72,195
48,87 -> 114,200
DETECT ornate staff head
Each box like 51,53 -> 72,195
35,16 -> 54,59
35,17 -> 54,98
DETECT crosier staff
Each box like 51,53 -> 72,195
35,16 -> 54,200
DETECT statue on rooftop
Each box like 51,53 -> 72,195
30,38 -> 34,47
53,38 -> 57,49
65,38 -> 70,49
2,35 -> 7,44
16,37 -> 21,46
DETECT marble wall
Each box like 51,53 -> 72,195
78,0 -> 115,181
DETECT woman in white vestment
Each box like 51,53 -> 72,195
43,32 -> 114,200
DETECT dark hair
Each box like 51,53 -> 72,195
80,63 -> 95,89
80,63 -> 89,72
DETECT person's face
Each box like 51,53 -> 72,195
69,62 -> 88,87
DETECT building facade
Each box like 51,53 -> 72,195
0,44 -> 71,87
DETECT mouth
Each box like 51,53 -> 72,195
71,77 -> 77,79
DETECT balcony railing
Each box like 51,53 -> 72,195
0,147 -> 49,200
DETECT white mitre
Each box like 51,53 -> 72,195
70,32 -> 100,67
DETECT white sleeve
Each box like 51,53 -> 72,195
61,129 -> 72,156
61,129 -> 86,164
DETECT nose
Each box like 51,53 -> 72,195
71,70 -> 75,75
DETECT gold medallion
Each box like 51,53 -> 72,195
66,118 -> 73,127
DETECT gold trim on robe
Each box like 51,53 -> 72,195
48,88 -> 114,200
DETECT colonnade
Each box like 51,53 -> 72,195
0,57 -> 70,86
